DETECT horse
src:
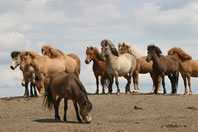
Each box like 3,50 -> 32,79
10,51 -> 38,97
100,39 -> 137,95
146,45 -> 180,94
19,51 -> 78,96
168,48 -> 198,94
41,45 -> 81,76
43,72 -> 92,123
85,46 -> 112,94
118,43 -> 161,93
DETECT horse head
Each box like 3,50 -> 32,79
10,51 -> 21,70
20,51 -> 34,71
100,39 -> 119,59
118,42 -> 129,54
42,45 -> 64,58
79,95 -> 92,123
85,46 -> 99,64
146,44 -> 162,62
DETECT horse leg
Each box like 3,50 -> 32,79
73,100 -> 82,123
161,75 -> 166,94
115,73 -> 120,95
132,72 -> 138,93
32,83 -> 38,96
30,82 -> 34,97
54,97 -> 62,121
63,99 -> 68,122
150,72 -> 155,93
187,75 -> 192,95
95,75 -> 99,94
101,77 -> 105,94
24,82 -> 29,97
153,73 -> 159,94
108,76 -> 114,94
181,74 -> 187,94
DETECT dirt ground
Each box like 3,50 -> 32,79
0,93 -> 198,132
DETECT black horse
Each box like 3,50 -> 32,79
146,45 -> 179,94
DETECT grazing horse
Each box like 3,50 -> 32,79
20,51 -> 77,95
43,72 -> 92,123
146,45 -> 180,94
100,39 -> 136,95
85,46 -> 112,94
41,45 -> 81,76
118,43 -> 161,93
10,51 -> 38,97
168,48 -> 198,94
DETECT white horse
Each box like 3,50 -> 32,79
100,40 -> 137,95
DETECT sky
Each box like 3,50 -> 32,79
1,0 -> 198,97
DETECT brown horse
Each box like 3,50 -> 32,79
146,45 -> 180,94
118,43 -> 161,93
41,45 -> 81,76
168,48 -> 198,94
85,46 -> 112,94
20,51 -> 77,95
43,72 -> 92,123
10,51 -> 38,97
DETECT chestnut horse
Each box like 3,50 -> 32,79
41,45 -> 81,76
10,51 -> 38,97
146,45 -> 180,94
100,40 -> 136,95
85,46 -> 112,94
43,72 -> 92,123
168,48 -> 198,94
20,51 -> 78,95
118,43 -> 161,93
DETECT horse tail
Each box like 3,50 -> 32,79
101,76 -> 110,89
43,77 -> 53,110
172,72 -> 179,94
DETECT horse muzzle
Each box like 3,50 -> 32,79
85,59 -> 91,64
10,65 -> 15,70
146,56 -> 151,62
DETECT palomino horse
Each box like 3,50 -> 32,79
20,51 -> 78,95
168,48 -> 198,94
10,51 -> 38,97
85,46 -> 112,94
41,45 -> 81,76
146,45 -> 180,94
118,43 -> 161,93
43,72 -> 92,123
100,40 -> 137,95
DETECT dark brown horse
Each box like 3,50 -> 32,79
118,43 -> 161,93
146,45 -> 179,94
85,46 -> 112,94
168,48 -> 198,94
43,72 -> 92,123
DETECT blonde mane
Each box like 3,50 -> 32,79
118,42 -> 142,59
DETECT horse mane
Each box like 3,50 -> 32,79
42,45 -> 64,57
20,51 -> 41,59
168,47 -> 192,61
119,42 -> 142,59
147,44 -> 162,57
101,39 -> 119,56
11,51 -> 21,58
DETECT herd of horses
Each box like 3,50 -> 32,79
10,39 -> 198,123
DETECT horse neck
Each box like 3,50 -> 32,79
93,54 -> 102,66
152,55 -> 162,68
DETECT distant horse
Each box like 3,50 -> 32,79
20,51 -> 77,95
10,51 -> 38,97
146,45 -> 180,94
100,40 -> 137,95
118,43 -> 161,93
85,46 -> 112,94
43,72 -> 92,123
41,45 -> 81,76
168,48 -> 198,94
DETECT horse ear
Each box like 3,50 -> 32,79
90,46 -> 93,50
25,51 -> 29,56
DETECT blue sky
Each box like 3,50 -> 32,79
1,0 -> 198,97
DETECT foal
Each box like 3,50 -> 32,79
85,46 -> 112,94
146,45 -> 179,94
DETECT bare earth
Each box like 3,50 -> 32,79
0,93 -> 198,132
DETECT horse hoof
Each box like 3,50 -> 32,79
116,92 -> 120,96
